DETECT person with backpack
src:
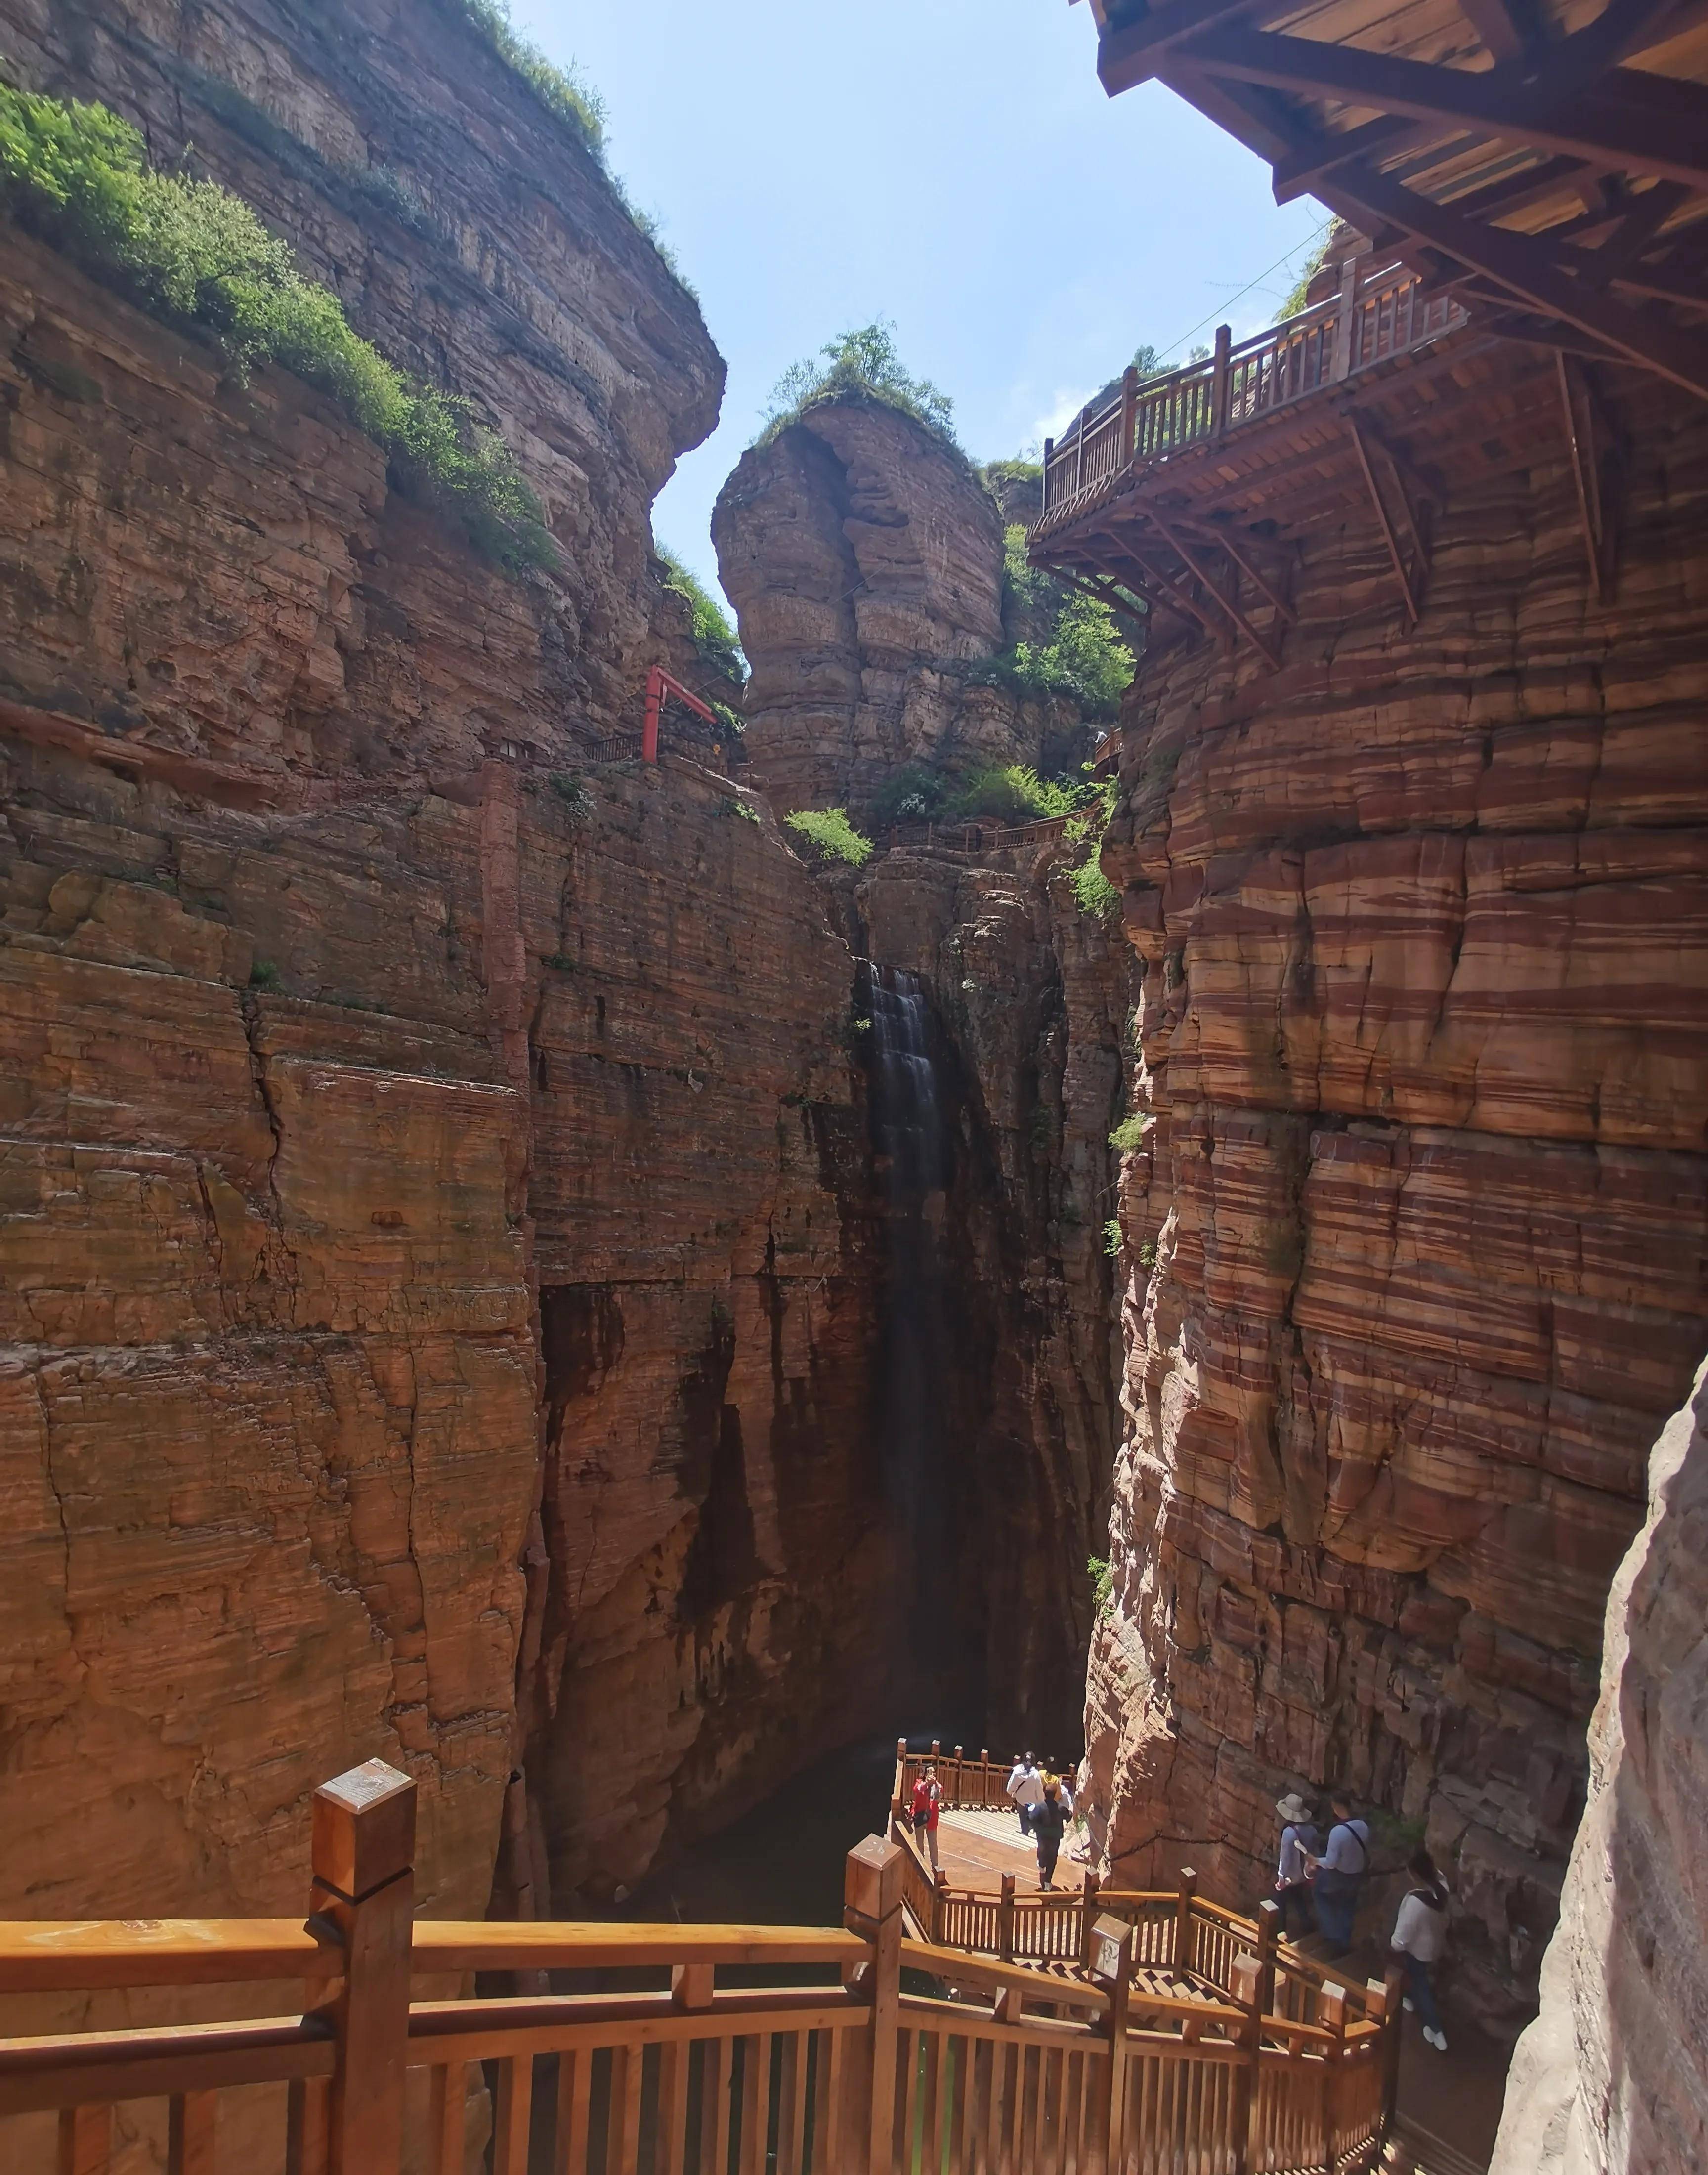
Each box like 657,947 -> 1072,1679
910,1763 -> 942,1868
1391,1849 -> 1451,2051
1031,1774 -> 1070,1891
1306,1791 -> 1370,1957
1272,1791 -> 1320,1939
1005,1752 -> 1044,1838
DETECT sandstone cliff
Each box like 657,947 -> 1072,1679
855,847 -> 1131,1742
0,0 -> 895,1999
714,402 -> 1084,822
1082,366 -> 1708,2023
713,398 -> 1135,1747
1489,1357 -> 1708,2174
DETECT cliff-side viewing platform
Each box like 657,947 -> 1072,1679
0,1757 -> 1400,2175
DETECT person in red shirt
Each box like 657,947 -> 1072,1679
910,1764 -> 943,1868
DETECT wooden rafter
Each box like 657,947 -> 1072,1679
1179,30 -> 1708,192
1097,0 -> 1270,93
1348,416 -> 1422,622
1080,532 -> 1228,646
1164,514 -> 1298,623
1143,508 -> 1283,666
1459,0 -> 1532,65
1056,569 -> 1153,638
1555,353 -> 1617,600
1336,167 -> 1708,397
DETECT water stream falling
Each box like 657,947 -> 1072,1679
864,964 -> 954,1664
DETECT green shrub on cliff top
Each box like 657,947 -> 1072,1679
0,84 -> 556,574
657,550 -> 746,683
762,321 -> 959,451
783,807 -> 874,869
441,0 -> 607,153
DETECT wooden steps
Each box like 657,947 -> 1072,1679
1389,2119 -> 1491,2175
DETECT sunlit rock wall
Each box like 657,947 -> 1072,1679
1082,365 -> 1708,2023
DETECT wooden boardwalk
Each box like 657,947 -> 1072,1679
921,1806 -> 1091,1896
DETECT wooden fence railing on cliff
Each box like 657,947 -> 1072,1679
0,1757 -> 1398,2175
884,815 -> 1069,855
1036,252 -> 1468,529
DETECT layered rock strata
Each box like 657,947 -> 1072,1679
1083,365 -> 1708,2022
0,0 -> 722,751
855,848 -> 1133,1742
715,402 -> 1084,821
0,0 -> 891,2004
1489,1358 -> 1708,2175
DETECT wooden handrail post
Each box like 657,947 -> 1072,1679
845,1838 -> 905,2175
892,1736 -> 907,1819
1210,324 -> 1232,435
1331,255 -> 1361,382
1255,1899 -> 1279,2018
1080,1873 -> 1102,1970
998,1873 -> 1016,1964
934,1868 -> 949,1943
1173,1867 -> 1198,1974
1042,438 -> 1054,515
981,1748 -> 991,1807
310,1758 -> 416,2175
1318,1982 -> 1347,2166
1121,365 -> 1139,464
1229,1952 -> 1263,2175
1377,1964 -> 1404,2142
1094,1914 -> 1133,2174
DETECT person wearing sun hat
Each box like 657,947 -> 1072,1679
1272,1790 -> 1321,1939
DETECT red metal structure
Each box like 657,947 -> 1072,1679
641,663 -> 717,764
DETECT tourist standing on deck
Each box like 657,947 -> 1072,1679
1391,1850 -> 1451,2051
1032,1775 -> 1069,1891
1006,1752 -> 1044,1837
1306,1792 -> 1370,1957
1272,1792 -> 1320,1938
910,1763 -> 942,1869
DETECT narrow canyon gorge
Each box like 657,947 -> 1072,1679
2,1 -> 1708,2166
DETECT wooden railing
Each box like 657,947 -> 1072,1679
883,815 -> 1069,857
1038,253 -> 1468,523
0,1759 -> 1397,2175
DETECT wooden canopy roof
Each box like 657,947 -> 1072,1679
1073,0 -> 1708,396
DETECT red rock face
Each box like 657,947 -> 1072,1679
0,0 -> 894,1978
714,403 -> 1087,823
1086,367 -> 1708,2024
855,849 -> 1134,1744
1491,1360 -> 1708,2174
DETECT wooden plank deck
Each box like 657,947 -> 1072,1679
923,1807 -> 1092,1897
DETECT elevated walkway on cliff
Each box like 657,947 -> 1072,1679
0,1755 -> 1401,2175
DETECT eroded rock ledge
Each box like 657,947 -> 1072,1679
1083,364 -> 1708,2024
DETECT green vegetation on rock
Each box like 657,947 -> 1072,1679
1109,1114 -> 1150,1151
970,526 -> 1137,719
0,84 -> 556,574
443,0 -> 607,151
784,807 -> 874,869
762,321 -> 958,451
658,550 -> 745,682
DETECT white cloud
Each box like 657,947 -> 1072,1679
1029,385 -> 1096,449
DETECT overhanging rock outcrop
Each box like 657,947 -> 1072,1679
1490,1356 -> 1708,2173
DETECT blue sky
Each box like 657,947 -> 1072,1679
508,0 -> 1328,604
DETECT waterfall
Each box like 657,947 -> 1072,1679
868,967 -> 947,1202
863,964 -> 952,1670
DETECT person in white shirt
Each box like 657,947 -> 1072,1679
1391,1850 -> 1451,2051
1005,1753 -> 1045,1837
1271,1792 -> 1320,1939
